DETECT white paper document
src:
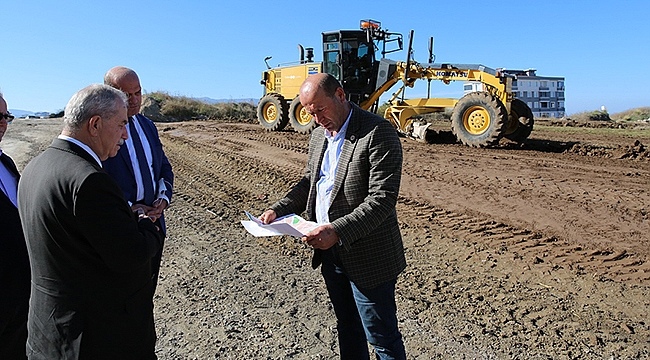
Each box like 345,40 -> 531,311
241,211 -> 320,238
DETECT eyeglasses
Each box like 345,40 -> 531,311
0,113 -> 14,122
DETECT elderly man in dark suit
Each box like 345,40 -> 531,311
260,73 -> 407,359
0,93 -> 30,360
102,66 -> 173,292
18,84 -> 163,359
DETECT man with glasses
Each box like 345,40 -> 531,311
0,92 -> 29,359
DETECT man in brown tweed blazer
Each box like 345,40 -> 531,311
260,73 -> 406,359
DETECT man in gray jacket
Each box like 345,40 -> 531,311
260,73 -> 406,360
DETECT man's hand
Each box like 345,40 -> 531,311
132,204 -> 155,222
259,209 -> 277,224
302,224 -> 339,250
131,199 -> 167,223
147,199 -> 168,221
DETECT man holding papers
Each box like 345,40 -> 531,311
258,73 -> 406,360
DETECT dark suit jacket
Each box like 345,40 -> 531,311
18,139 -> 163,360
0,153 -> 30,307
0,153 -> 30,341
270,103 -> 406,289
102,113 -> 173,233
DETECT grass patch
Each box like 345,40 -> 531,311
568,107 -> 650,123
611,107 -> 650,122
535,125 -> 650,139
148,91 -> 256,121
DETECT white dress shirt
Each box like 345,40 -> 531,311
126,116 -> 155,203
315,110 -> 352,224
0,148 -> 19,207
58,135 -> 102,167
126,115 -> 168,205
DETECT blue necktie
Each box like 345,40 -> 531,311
129,117 -> 155,205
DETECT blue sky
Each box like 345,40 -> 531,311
2,0 -> 648,115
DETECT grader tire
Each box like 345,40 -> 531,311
504,99 -> 534,143
257,93 -> 289,131
289,97 -> 316,134
451,92 -> 507,147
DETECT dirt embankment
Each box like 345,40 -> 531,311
4,118 -> 649,359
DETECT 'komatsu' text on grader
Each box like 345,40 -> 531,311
257,20 -> 534,148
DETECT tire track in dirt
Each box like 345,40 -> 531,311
162,122 -> 650,286
156,197 -> 339,359
397,140 -> 650,286
156,122 -> 649,358
156,126 -> 342,358
396,197 -> 650,285
160,130 -> 305,219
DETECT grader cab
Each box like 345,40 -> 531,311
257,20 -> 534,147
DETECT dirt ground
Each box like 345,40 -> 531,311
3,117 -> 649,359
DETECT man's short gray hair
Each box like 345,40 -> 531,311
64,84 -> 127,130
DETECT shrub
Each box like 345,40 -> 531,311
611,107 -> 650,122
587,110 -> 611,121
569,107 -> 650,123
568,110 -> 611,122
147,91 -> 256,121
375,102 -> 391,117
49,110 -> 64,118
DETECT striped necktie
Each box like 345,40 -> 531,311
129,117 -> 155,205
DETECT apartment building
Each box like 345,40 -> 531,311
464,69 -> 565,118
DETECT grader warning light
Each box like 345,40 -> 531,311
360,19 -> 381,30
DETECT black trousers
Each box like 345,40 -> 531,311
0,303 -> 28,360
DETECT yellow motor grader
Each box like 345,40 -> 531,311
257,20 -> 533,147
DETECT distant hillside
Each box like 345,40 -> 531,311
9,109 -> 52,118
195,97 -> 258,105
8,97 -> 257,118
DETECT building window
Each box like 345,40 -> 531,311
540,101 -> 548,109
557,91 -> 564,98
523,91 -> 528,97
539,91 -> 550,97
550,102 -> 555,108
540,80 -> 547,87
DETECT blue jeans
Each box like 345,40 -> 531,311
321,254 -> 406,360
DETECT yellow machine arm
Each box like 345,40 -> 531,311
361,61 -> 514,138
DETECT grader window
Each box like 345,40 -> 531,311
323,50 -> 340,80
